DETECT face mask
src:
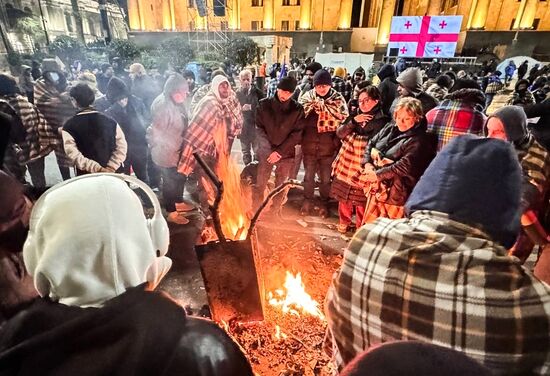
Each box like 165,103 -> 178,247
171,92 -> 186,104
49,72 -> 60,83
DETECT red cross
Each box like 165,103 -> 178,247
404,20 -> 412,29
434,46 -> 442,54
400,46 -> 408,54
389,16 -> 459,57
439,20 -> 447,29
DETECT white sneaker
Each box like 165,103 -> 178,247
167,211 -> 190,225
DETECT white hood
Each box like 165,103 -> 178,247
23,175 -> 171,308
210,75 -> 230,102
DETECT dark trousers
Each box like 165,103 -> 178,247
290,145 -> 302,180
161,167 -> 187,212
121,148 -> 149,184
253,157 -> 294,211
240,133 -> 255,166
147,151 -> 161,188
303,155 -> 333,202
27,156 -> 46,188
485,93 -> 495,110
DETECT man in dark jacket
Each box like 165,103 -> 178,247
96,63 -> 114,95
237,69 -> 265,166
254,76 -> 303,216
299,70 -> 349,217
129,63 -> 161,119
0,174 -> 254,375
376,64 -> 398,116
105,77 -> 149,183
391,67 -> 438,115
518,60 -> 529,80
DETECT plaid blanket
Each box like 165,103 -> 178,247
332,133 -> 369,187
0,95 -> 57,165
517,135 -> 550,195
300,89 -> 348,133
326,210 -> 550,374
34,79 -> 76,167
178,92 -> 242,175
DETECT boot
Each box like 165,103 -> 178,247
318,202 -> 330,219
300,200 -> 312,216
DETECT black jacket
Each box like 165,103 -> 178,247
364,118 -> 436,206
0,285 -> 253,376
525,98 -> 550,150
237,86 -> 265,140
105,96 -> 147,151
337,104 -> 389,140
255,94 -> 304,159
378,78 -> 399,116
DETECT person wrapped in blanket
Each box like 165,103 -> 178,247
330,85 -> 389,233
299,69 -> 349,218
360,97 -> 436,224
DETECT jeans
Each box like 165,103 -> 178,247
303,155 -> 333,202
485,93 -> 495,110
161,167 -> 187,212
27,156 -> 46,188
253,157 -> 294,211
240,133 -> 255,166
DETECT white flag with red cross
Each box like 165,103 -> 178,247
387,16 -> 462,58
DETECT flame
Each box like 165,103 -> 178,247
268,272 -> 325,320
273,325 -> 288,340
202,118 -> 250,241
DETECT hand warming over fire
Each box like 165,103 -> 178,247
267,151 -> 282,164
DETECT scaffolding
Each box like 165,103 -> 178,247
187,0 -> 233,53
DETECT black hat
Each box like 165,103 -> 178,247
313,69 -> 332,87
277,76 -> 297,92
106,77 -> 130,103
305,62 -> 322,74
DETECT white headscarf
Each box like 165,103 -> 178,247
210,75 -> 231,102
23,176 -> 172,308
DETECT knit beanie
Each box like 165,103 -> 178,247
406,135 -> 521,249
313,69 -> 332,86
277,76 -> 297,92
396,68 -> 423,94
488,105 -> 528,143
106,77 -> 130,103
306,62 -> 323,74
436,74 -> 453,89
334,67 -> 346,79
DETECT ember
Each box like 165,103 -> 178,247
268,272 -> 325,320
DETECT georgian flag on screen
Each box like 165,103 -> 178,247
387,16 -> 462,58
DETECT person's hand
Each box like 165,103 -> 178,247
361,164 -> 378,182
354,113 -> 373,123
267,151 -> 282,164
100,166 -> 116,173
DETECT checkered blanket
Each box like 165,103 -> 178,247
326,211 -> 550,374
332,133 -> 369,187
299,89 -> 348,133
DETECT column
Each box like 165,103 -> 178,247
169,0 -> 176,29
299,0 -> 312,29
263,0 -> 274,30
338,0 -> 353,29
468,0 -> 490,29
230,0 -> 240,29
128,0 -> 141,30
376,0 -> 398,45
162,0 -> 171,30
427,0 -> 442,15
519,0 -> 538,29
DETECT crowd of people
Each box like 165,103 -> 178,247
1,54 -> 550,374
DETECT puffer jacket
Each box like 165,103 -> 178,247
363,118 -> 436,206
148,74 -> 188,168
377,64 -> 398,116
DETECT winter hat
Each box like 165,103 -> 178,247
41,59 -> 62,73
77,71 -> 98,92
0,74 -> 20,96
341,341 -> 491,376
313,69 -> 332,86
0,171 -> 31,253
514,78 -> 530,92
163,73 -> 187,97
377,64 -> 396,81
211,74 -> 230,101
436,74 -> 453,89
305,62 -> 323,74
334,67 -> 346,79
396,67 -> 423,94
106,76 -> 130,103
450,78 -> 481,92
129,63 -> 146,75
406,135 -> 521,248
277,76 -> 297,92
444,70 -> 457,82
488,105 -> 528,143
23,175 -> 172,308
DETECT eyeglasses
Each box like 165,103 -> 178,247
359,98 -> 373,104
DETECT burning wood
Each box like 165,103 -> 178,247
268,272 -> 325,320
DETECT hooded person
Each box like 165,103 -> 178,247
0,174 -> 254,375
426,78 -> 487,151
326,135 -> 550,374
178,75 -> 243,212
351,66 -> 366,89
486,106 -> 550,263
506,78 -> 536,107
149,73 -> 192,224
376,64 -> 398,116
104,77 -> 149,183
299,69 -> 349,217
391,67 -> 438,115
34,59 -> 76,181
484,71 -> 504,109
